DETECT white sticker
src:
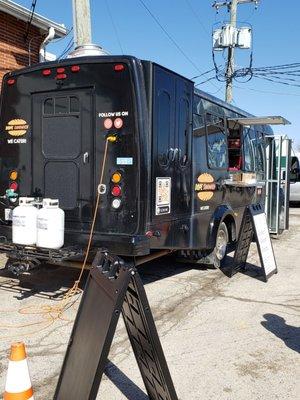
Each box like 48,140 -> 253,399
5,209 -> 13,221
200,205 -> 210,211
7,138 -> 27,144
155,177 -> 171,215
99,111 -> 129,118
116,157 -> 133,165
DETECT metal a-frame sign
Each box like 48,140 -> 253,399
54,251 -> 178,400
231,203 -> 278,281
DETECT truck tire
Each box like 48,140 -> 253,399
212,222 -> 229,269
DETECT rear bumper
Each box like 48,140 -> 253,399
0,226 -> 151,260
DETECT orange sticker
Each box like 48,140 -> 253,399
195,173 -> 216,201
5,119 -> 29,137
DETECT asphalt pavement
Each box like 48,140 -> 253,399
0,208 -> 299,399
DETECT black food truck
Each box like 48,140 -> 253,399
0,52 -> 283,274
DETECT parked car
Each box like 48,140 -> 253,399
290,155 -> 300,203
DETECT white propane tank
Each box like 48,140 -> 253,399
37,199 -> 65,249
12,197 -> 37,245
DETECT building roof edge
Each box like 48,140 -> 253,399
0,0 -> 67,37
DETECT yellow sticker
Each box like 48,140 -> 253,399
5,119 -> 29,137
195,173 -> 216,201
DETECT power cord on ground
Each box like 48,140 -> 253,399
0,137 -> 112,340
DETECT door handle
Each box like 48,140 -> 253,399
168,148 -> 178,162
83,152 -> 89,164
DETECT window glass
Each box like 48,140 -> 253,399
193,114 -> 205,136
243,130 -> 255,171
55,97 -> 68,114
244,128 -> 265,172
44,98 -> 54,115
256,143 -> 264,172
70,96 -> 80,113
193,94 -> 204,115
157,91 -> 171,166
255,132 -> 265,172
206,114 -> 228,169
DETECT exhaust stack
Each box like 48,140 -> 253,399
68,44 -> 109,58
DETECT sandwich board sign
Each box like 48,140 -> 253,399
232,204 -> 277,281
54,251 -> 178,400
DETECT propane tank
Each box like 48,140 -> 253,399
12,197 -> 37,245
37,199 -> 65,249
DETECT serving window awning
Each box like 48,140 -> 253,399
227,116 -> 291,126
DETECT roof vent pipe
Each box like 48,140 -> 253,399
67,44 -> 109,58
39,27 -> 56,62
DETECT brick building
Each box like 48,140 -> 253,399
0,0 -> 67,89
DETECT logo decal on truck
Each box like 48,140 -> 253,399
195,173 -> 216,201
5,119 -> 29,137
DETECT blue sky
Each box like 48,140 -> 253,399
16,0 -> 300,149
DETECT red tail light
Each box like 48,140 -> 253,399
114,64 -> 125,72
111,185 -> 122,197
42,69 -> 51,76
7,79 -> 15,86
9,182 -> 18,191
57,67 -> 65,73
71,65 -> 80,72
56,73 -> 67,80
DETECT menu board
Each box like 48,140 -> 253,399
250,205 -> 277,280
232,204 -> 277,281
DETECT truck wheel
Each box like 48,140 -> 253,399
212,222 -> 229,269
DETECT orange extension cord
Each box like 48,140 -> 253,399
0,136 -> 114,339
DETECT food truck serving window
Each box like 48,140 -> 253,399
206,114 -> 228,169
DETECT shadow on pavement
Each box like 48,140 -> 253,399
105,361 -> 148,400
0,250 -> 266,300
261,313 -> 300,354
219,255 -> 266,282
0,264 -> 88,300
0,254 -> 215,299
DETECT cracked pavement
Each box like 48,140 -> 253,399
0,208 -> 299,399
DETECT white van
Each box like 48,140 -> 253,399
290,154 -> 300,203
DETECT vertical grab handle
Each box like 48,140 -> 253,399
83,152 -> 89,164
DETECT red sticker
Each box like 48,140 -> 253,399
104,118 -> 113,129
114,118 -> 123,129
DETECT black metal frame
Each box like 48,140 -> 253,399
0,241 -> 83,263
54,250 -> 178,400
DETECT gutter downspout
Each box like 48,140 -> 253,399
39,27 -> 56,62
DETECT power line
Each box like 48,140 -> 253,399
195,76 -> 218,86
137,0 -> 203,74
253,75 -> 300,88
105,0 -> 124,54
57,37 -> 74,60
184,0 -> 210,37
24,0 -> 38,41
191,67 -> 218,81
52,27 -> 73,44
235,85 -> 300,97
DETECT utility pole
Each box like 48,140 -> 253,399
212,0 -> 259,103
226,0 -> 237,103
72,0 -> 92,47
